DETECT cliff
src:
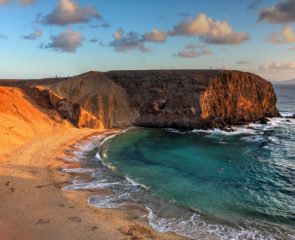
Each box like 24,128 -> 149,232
0,70 -> 279,129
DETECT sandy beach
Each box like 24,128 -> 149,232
0,123 -> 183,240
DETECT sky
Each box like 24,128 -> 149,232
0,0 -> 295,81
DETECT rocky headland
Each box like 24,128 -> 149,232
0,70 -> 279,130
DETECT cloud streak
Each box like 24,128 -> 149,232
175,43 -> 213,58
236,60 -> 248,65
259,61 -> 295,70
0,0 -> 35,5
22,29 -> 42,40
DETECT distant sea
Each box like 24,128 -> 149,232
274,84 -> 295,114
63,84 -> 295,240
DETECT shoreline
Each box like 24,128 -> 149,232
0,126 -> 183,240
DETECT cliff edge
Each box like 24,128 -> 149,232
0,70 -> 279,129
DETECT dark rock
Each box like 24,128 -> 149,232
259,118 -> 269,124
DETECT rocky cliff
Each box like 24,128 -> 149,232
0,70 -> 279,129
106,70 -> 278,128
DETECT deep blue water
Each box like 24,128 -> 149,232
64,84 -> 295,240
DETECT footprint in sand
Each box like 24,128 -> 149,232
5,181 -> 15,192
37,219 -> 50,224
87,226 -> 98,231
5,181 -> 12,186
68,217 -> 82,223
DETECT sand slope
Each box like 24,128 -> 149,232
0,86 -> 62,154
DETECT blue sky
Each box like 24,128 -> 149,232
0,0 -> 295,81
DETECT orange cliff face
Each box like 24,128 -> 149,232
199,72 -> 278,127
0,86 -> 59,154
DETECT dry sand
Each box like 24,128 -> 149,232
0,86 -> 184,240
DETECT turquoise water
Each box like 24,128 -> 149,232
63,85 -> 295,239
97,124 -> 294,239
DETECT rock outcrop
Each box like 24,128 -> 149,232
107,70 -> 278,128
0,70 -> 279,129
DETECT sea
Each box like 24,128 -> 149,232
63,84 -> 295,240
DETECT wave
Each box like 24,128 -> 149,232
62,168 -> 94,174
279,111 -> 294,118
146,207 -> 274,240
61,134 -> 105,162
125,176 -> 150,190
63,179 -> 122,191
192,127 -> 257,136
165,128 -> 188,134
98,129 -> 129,148
95,152 -> 101,161
88,193 -> 131,209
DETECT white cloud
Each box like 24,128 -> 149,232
109,29 -> 148,53
109,28 -> 168,53
170,13 -> 249,45
42,29 -> 83,53
43,0 -> 101,26
114,28 -> 123,40
258,0 -> 295,23
267,26 -> 295,44
143,29 -> 168,43
22,28 -> 42,40
236,60 -> 248,65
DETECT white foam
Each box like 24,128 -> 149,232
88,193 -> 130,209
165,128 -> 187,134
95,152 -> 101,161
279,111 -> 294,118
62,180 -> 121,191
99,129 -> 128,148
268,136 -> 281,144
146,206 -> 274,240
65,134 -> 105,162
62,168 -> 94,174
192,126 -> 256,136
125,176 -> 150,190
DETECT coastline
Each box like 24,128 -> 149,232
0,126 -> 183,240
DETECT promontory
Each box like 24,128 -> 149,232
0,70 -> 279,130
